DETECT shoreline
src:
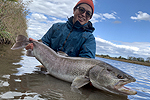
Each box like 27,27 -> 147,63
96,55 -> 150,67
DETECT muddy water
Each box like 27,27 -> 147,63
0,45 -> 150,100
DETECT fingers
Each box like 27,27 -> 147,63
29,38 -> 34,41
29,38 -> 37,41
25,43 -> 33,50
26,38 -> 37,50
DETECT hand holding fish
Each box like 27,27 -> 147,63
25,38 -> 36,50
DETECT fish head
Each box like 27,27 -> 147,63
89,62 -> 137,95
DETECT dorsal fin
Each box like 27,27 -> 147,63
57,51 -> 69,57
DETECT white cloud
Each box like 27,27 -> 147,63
103,13 -> 116,19
131,11 -> 150,21
31,13 -> 47,21
91,12 -> 119,23
95,37 -> 150,59
24,0 -> 78,18
90,13 -> 102,23
27,14 -> 66,39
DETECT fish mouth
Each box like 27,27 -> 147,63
114,80 -> 137,95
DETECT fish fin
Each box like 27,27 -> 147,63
26,49 -> 35,57
71,86 -> 82,94
71,76 -> 90,89
57,51 -> 69,57
16,35 -> 28,42
34,71 -> 49,75
34,65 -> 48,74
36,65 -> 47,72
11,35 -> 29,50
36,65 -> 45,68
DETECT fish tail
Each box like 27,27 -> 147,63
11,35 -> 29,50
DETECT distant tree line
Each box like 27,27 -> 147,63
0,0 -> 30,44
127,56 -> 150,63
98,54 -> 150,63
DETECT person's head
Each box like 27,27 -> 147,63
73,0 -> 94,25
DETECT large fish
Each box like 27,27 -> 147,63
11,35 -> 137,95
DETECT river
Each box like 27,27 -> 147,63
0,45 -> 150,100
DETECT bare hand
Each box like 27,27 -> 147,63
25,38 -> 37,50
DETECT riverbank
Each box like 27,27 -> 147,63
96,55 -> 150,67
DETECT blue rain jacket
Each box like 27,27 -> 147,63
41,16 -> 96,58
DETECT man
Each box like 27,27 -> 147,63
26,0 -> 96,58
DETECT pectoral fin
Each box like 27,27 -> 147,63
71,76 -> 90,89
36,65 -> 47,72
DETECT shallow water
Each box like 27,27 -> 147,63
0,45 -> 150,100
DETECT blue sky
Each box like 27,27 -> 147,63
23,0 -> 150,60
94,0 -> 150,43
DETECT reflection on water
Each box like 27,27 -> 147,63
0,45 -> 150,99
0,45 -> 23,75
3,73 -> 128,100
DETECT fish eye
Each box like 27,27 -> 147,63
117,74 -> 124,79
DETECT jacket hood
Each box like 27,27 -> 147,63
67,16 -> 95,33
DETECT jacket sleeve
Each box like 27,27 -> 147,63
41,24 -> 55,47
78,34 -> 96,58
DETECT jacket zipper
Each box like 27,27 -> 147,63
61,29 -> 73,50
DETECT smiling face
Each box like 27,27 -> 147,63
73,4 -> 92,25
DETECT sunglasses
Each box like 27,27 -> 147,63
76,6 -> 92,18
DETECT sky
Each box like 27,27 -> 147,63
23,0 -> 150,60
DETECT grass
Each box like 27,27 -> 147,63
0,31 -> 15,44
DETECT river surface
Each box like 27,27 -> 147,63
0,45 -> 150,100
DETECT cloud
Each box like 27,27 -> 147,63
27,13 -> 66,39
24,0 -> 79,18
95,37 -> 150,59
31,13 -> 47,21
91,12 -> 120,23
90,13 -> 102,23
103,12 -> 116,19
131,11 -> 150,21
